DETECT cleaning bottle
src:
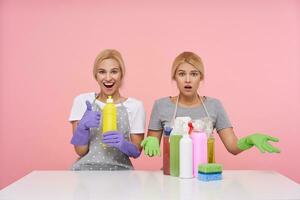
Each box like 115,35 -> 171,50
207,133 -> 215,163
102,96 -> 117,133
170,117 -> 190,177
191,120 -> 207,177
163,126 -> 172,175
179,126 -> 193,178
170,134 -> 182,177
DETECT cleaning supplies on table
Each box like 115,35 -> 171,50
191,120 -> 208,177
163,126 -> 172,175
170,117 -> 191,177
179,125 -> 193,178
198,163 -> 223,181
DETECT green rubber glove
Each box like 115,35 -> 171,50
141,136 -> 160,157
237,133 -> 280,153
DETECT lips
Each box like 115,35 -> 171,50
103,82 -> 115,89
184,85 -> 192,89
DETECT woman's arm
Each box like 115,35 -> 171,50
130,133 -> 145,152
218,128 -> 243,155
71,121 -> 89,157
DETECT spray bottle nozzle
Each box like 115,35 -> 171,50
188,122 -> 193,135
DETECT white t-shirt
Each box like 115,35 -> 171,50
69,92 -> 145,134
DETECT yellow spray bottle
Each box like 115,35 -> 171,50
102,96 -> 117,133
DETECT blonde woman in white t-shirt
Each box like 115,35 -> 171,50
69,49 -> 145,170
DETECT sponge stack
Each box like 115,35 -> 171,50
198,163 -> 223,181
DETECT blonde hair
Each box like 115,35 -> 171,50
93,49 -> 125,79
171,52 -> 205,81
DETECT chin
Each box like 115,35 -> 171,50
180,91 -> 197,97
100,88 -> 115,96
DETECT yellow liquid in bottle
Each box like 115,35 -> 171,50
207,136 -> 215,163
102,96 -> 117,133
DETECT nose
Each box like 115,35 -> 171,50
105,73 -> 112,81
185,74 -> 191,83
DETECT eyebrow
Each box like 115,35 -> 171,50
97,67 -> 120,71
111,67 -> 120,70
177,69 -> 199,73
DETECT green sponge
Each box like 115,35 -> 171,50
198,163 -> 223,174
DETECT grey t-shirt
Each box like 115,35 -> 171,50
148,96 -> 232,133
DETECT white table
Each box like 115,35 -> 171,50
1,170 -> 300,200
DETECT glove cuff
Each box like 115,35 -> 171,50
237,137 -> 253,151
70,128 -> 90,146
120,140 -> 141,158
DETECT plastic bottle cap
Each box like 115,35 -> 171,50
164,127 -> 172,136
107,96 -> 114,103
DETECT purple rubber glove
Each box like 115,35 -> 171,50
71,101 -> 100,145
102,131 -> 141,158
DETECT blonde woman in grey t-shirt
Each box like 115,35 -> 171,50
141,52 -> 280,157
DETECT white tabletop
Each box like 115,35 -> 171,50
1,170 -> 300,200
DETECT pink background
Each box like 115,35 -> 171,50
1,0 -> 299,189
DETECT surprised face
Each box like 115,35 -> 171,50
175,62 -> 202,97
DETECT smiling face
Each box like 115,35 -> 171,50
95,58 -> 122,96
174,62 -> 202,97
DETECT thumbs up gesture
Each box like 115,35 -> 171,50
71,101 -> 101,146
79,101 -> 101,130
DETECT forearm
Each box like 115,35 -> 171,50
74,145 -> 89,157
130,134 -> 144,152
218,128 -> 243,155
224,136 -> 243,155
71,121 -> 89,156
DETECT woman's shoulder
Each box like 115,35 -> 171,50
124,97 -> 144,108
154,97 -> 173,105
204,96 -> 224,106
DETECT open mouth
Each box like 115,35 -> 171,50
184,85 -> 192,89
103,82 -> 115,89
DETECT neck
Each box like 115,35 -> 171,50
97,91 -> 122,103
178,93 -> 201,106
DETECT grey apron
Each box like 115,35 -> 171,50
169,95 -> 213,135
71,97 -> 133,170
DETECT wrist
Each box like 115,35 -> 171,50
71,128 -> 90,145
237,137 -> 253,151
121,140 -> 141,158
